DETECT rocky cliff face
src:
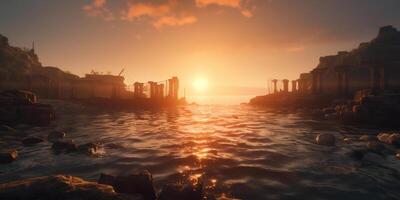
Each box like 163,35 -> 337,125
0,34 -> 78,80
316,25 -> 400,69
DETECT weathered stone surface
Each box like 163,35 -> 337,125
78,142 -> 102,155
315,133 -> 335,146
51,140 -> 78,153
22,136 -> 45,146
98,170 -> 156,200
0,175 -> 143,200
377,133 -> 400,145
48,130 -> 66,142
0,149 -> 18,164
158,182 -> 203,200
359,135 -> 377,142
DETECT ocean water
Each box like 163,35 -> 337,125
1,101 -> 400,200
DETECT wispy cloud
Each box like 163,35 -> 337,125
195,0 -> 254,18
82,0 -> 255,28
82,0 -> 114,21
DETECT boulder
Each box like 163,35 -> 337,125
315,133 -> 335,146
158,182 -> 203,200
78,142 -> 102,155
48,130 -> 66,142
396,153 -> 400,160
377,133 -> 400,145
0,149 -> 18,164
359,135 -> 377,141
0,175 -> 143,200
22,136 -> 45,146
343,137 -> 353,144
98,171 -> 156,200
51,140 -> 78,153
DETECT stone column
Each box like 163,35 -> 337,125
291,80 -> 297,93
272,79 -> 278,93
282,79 -> 289,93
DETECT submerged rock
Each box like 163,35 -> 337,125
48,130 -> 66,142
158,182 -> 203,200
0,149 -> 18,164
78,142 -> 102,155
22,136 -> 45,146
51,140 -> 78,153
377,133 -> 400,145
315,133 -> 335,146
0,175 -> 142,200
359,135 -> 377,141
98,170 -> 156,200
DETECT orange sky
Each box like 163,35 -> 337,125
1,0 -> 399,97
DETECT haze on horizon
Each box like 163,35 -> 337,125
1,0 -> 400,97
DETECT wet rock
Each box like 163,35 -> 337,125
366,141 -> 385,154
98,170 -> 156,200
377,133 -> 400,145
51,140 -> 78,153
315,133 -> 335,146
158,182 -> 203,200
396,153 -> 400,160
359,135 -> 377,141
78,142 -> 102,155
0,175 -> 142,200
0,149 -> 18,164
343,137 -> 353,144
48,130 -> 66,142
22,136 -> 45,146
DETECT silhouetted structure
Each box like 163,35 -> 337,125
272,79 -> 278,93
168,77 -> 179,100
291,80 -> 297,92
282,79 -> 289,93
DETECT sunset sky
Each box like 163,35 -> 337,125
1,0 -> 400,97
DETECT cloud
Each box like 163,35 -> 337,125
120,0 -> 197,28
153,15 -> 198,28
82,0 -> 255,28
195,0 -> 242,8
82,0 -> 114,21
195,0 -> 253,18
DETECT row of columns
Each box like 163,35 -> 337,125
133,76 -> 179,100
270,79 -> 307,93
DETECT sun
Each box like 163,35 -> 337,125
193,78 -> 208,92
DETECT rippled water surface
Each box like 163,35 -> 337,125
1,101 -> 400,200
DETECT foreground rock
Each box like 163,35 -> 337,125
315,133 -> 335,146
377,133 -> 400,146
0,90 -> 55,126
0,149 -> 18,164
78,142 -> 102,156
48,130 -> 66,142
158,182 -> 203,200
0,175 -> 143,200
98,171 -> 156,200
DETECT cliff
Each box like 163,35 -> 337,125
0,34 -> 78,82
317,25 -> 400,69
